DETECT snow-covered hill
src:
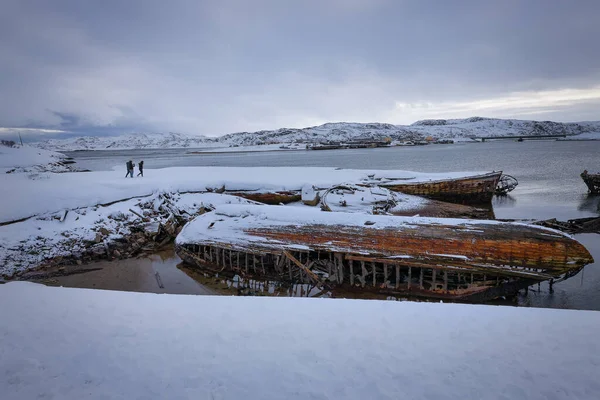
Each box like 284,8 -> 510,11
33,132 -> 217,151
31,117 -> 600,151
0,144 -> 79,173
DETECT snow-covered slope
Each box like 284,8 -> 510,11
2,282 -> 600,400
34,132 -> 216,151
0,144 -> 73,173
31,117 -> 600,151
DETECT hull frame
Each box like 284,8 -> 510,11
381,171 -> 503,204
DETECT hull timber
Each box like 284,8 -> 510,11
205,185 -> 301,205
380,171 -> 502,204
175,205 -> 593,302
320,184 -> 495,219
581,171 -> 600,194
227,191 -> 301,205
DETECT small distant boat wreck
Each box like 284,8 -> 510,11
204,169 -> 515,206
581,170 -> 600,194
374,171 -> 505,204
176,205 -> 593,302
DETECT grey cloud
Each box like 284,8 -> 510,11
0,0 -> 599,140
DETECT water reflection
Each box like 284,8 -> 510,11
492,194 -> 517,208
578,194 -> 600,214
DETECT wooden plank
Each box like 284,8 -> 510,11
283,250 -> 322,287
371,262 -> 376,286
361,261 -> 366,287
384,264 -> 388,285
128,208 -> 143,219
337,254 -> 344,284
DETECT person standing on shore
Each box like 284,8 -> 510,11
125,160 -> 134,178
137,160 -> 144,177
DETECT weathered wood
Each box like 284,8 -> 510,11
60,210 -> 69,222
283,250 -> 322,286
384,264 -> 389,286
128,208 -> 144,219
155,272 -> 164,289
382,171 -> 502,205
408,267 -> 412,289
336,254 -> 344,284
396,265 -> 400,289
361,261 -> 367,287
444,271 -> 448,291
371,262 -> 376,286
350,260 -> 354,285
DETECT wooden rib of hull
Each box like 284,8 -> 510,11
381,171 -> 503,204
175,207 -> 593,301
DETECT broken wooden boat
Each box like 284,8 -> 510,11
175,205 -> 593,302
319,184 -> 494,219
581,170 -> 600,194
377,171 -> 503,204
205,185 -> 301,205
495,174 -> 518,195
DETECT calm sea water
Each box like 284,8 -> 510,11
66,140 -> 600,310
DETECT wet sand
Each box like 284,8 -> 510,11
34,249 -> 215,295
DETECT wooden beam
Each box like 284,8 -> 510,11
283,250 -> 322,287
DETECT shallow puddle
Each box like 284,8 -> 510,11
38,249 -> 215,295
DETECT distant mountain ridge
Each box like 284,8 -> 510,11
31,117 -> 600,151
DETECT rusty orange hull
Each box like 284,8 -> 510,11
381,171 -> 502,204
227,191 -> 301,205
175,205 -> 593,302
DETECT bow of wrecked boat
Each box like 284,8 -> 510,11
175,204 -> 593,303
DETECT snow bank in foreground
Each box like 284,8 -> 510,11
1,282 -> 599,400
0,167 -> 487,223
0,145 -> 66,172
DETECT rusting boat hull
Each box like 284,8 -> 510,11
227,191 -> 301,205
175,205 -> 593,302
581,171 -> 600,194
381,171 -> 502,204
205,185 -> 301,205
319,183 -> 495,219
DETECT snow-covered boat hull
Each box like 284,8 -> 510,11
319,184 -> 494,219
380,171 -> 503,204
226,191 -> 301,205
175,205 -> 593,302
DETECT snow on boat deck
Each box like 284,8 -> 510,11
0,167 -> 489,223
1,282 -> 599,400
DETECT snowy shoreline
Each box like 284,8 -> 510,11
1,281 -> 599,400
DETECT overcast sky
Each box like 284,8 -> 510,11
1,0 -> 599,139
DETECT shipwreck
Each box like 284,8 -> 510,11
175,205 -> 593,302
581,170 -> 600,194
377,171 -> 504,204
